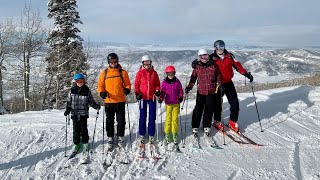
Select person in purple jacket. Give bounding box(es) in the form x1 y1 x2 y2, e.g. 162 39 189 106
159 65 184 146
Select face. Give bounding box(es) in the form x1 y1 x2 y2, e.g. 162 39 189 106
142 60 152 70
166 72 175 79
215 45 225 55
75 79 85 87
108 58 118 68
199 54 209 63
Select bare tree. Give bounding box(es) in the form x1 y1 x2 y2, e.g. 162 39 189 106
0 19 15 106
9 4 46 111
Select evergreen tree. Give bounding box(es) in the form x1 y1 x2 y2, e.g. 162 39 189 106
46 0 88 108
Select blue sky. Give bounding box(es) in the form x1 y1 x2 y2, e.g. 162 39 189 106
1 0 320 47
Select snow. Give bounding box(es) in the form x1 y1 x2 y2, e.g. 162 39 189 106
1 85 320 179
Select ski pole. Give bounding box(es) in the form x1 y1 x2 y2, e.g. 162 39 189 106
178 105 184 147
160 100 163 144
183 93 189 147
64 115 68 157
250 82 264 132
90 110 99 153
102 105 105 154
126 100 132 150
220 87 226 145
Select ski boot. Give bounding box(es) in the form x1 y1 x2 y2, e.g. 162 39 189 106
81 143 90 164
204 127 211 137
118 136 124 148
229 119 239 132
214 121 224 131
106 137 113 152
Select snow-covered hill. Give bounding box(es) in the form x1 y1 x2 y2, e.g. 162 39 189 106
1 85 320 179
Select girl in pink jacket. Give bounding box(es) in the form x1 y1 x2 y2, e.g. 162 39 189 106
159 65 184 146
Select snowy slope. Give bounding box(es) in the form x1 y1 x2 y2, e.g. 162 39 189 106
1 85 320 179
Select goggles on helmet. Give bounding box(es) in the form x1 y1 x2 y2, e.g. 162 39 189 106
215 45 225 50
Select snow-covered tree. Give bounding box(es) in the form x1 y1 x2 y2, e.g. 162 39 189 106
46 0 88 108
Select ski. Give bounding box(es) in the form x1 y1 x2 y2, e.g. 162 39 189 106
80 152 90 164
191 136 201 149
149 143 160 160
224 124 264 146
213 124 248 145
102 148 113 168
117 147 130 164
137 143 146 158
204 136 223 149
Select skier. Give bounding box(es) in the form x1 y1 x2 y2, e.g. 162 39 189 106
211 40 253 132
185 49 222 142
97 53 131 151
134 55 161 146
64 73 101 161
158 65 184 149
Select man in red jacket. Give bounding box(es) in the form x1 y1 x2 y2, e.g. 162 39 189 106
212 40 253 132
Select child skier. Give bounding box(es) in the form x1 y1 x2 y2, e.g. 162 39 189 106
159 65 184 150
64 73 100 162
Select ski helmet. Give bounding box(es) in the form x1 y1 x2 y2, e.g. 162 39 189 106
141 55 151 62
73 73 85 80
107 53 119 61
198 49 208 56
214 40 225 50
165 65 175 73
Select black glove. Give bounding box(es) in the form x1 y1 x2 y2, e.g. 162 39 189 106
124 88 130 96
158 98 163 103
136 93 142 100
244 72 253 82
178 97 183 103
185 86 192 94
100 92 108 99
93 104 101 110
154 90 161 97
191 59 198 69
64 110 70 116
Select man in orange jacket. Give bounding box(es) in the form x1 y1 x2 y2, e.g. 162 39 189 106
97 53 131 151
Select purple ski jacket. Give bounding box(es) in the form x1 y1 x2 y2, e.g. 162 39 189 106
160 77 184 105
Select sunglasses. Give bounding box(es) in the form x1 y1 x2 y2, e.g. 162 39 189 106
75 79 85 83
215 45 225 50
109 60 118 64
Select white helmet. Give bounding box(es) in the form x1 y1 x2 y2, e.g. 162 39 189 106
141 55 151 62
198 49 208 56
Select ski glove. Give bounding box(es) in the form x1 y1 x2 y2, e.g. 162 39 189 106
64 110 70 116
136 93 142 101
191 59 198 69
178 97 183 103
244 72 254 82
100 92 108 99
185 86 192 94
154 90 161 97
124 88 130 96
158 98 163 103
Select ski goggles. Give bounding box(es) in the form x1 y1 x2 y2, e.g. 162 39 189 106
75 79 85 83
108 59 118 64
215 45 225 50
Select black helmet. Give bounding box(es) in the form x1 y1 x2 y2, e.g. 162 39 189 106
214 40 225 49
107 53 119 61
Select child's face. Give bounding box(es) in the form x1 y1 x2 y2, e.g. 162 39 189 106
75 79 85 87
167 72 175 79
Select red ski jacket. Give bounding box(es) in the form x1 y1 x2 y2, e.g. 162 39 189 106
212 51 247 83
134 66 160 100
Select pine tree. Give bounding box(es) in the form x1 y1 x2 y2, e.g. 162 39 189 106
46 0 88 108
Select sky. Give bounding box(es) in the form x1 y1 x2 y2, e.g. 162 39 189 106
1 85 320 179
0 0 320 47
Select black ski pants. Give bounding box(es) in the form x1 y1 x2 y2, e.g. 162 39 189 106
72 116 89 145
214 81 239 122
105 102 126 137
192 93 216 129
